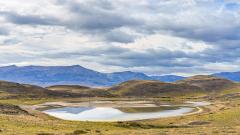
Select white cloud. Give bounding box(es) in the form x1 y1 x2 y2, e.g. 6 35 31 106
122 34 212 53
0 0 239 75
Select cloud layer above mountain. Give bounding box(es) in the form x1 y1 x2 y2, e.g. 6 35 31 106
0 0 240 76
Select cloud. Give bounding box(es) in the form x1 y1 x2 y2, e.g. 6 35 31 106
0 11 61 26
103 29 136 43
0 0 240 76
0 27 9 35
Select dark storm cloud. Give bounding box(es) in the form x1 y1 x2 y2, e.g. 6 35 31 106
99 50 204 68
201 46 240 62
41 46 129 59
41 45 201 68
0 11 61 26
57 0 142 42
40 42 240 71
1 0 142 43
57 0 240 45
168 25 240 43
2 0 240 44
103 30 135 43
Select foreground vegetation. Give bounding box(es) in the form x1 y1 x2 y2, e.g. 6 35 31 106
0 76 240 134
0 92 240 135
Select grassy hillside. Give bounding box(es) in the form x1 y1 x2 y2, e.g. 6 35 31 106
0 80 61 99
0 92 240 134
0 80 113 99
0 77 239 134
109 80 202 97
176 75 238 91
109 76 238 97
47 85 113 97
1 75 237 99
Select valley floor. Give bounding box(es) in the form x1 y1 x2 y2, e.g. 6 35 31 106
0 93 240 135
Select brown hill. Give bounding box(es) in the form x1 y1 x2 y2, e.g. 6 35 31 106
0 80 58 98
47 85 113 97
176 75 237 91
0 75 237 98
109 80 202 97
109 76 238 97
0 81 113 98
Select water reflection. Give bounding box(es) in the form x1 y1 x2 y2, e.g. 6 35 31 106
44 106 194 121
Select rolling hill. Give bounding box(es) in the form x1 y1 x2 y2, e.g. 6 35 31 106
47 85 113 97
109 75 238 97
109 80 202 97
0 80 113 99
176 75 237 91
0 75 238 98
0 80 57 98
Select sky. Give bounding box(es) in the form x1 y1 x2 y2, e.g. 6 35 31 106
0 0 240 76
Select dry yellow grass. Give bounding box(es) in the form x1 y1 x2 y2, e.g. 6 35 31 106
0 96 239 135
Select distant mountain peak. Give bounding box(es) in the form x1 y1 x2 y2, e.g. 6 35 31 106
213 71 240 82
7 65 240 87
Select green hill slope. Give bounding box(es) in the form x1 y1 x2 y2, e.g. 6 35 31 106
0 75 237 98
176 75 237 91
109 76 238 97
109 80 202 97
0 80 58 98
47 85 113 97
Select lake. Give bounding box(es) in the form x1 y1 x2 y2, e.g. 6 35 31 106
43 105 195 122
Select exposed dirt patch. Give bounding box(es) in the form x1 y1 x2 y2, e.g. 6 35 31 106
0 103 29 115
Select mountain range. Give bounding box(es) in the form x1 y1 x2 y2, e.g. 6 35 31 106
213 72 240 82
0 65 238 86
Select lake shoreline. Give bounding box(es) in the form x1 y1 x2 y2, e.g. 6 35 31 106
22 100 209 122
